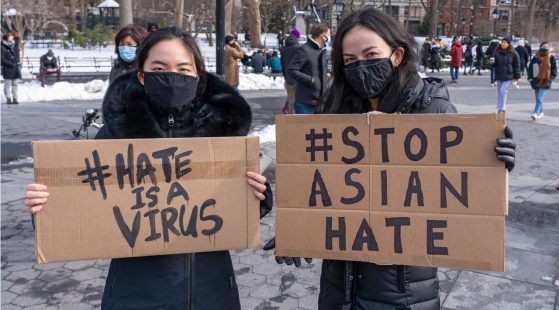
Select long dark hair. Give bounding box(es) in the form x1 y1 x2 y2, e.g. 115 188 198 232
322 7 418 114
136 27 207 96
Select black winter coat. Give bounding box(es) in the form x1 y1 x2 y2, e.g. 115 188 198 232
98 71 272 309
476 44 484 60
40 54 59 70
288 38 328 105
108 58 135 84
280 34 300 85
319 74 456 310
515 45 529 68
493 49 521 81
527 54 557 89
1 41 19 80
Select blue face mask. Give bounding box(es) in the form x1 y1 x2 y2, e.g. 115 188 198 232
118 45 137 63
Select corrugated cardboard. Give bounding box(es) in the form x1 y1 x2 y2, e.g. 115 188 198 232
275 113 507 272
32 137 261 263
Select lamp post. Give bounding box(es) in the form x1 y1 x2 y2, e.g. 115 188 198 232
492 8 499 37
460 17 465 36
332 0 345 35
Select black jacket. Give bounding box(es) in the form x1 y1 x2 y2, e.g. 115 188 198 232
319 74 456 310
486 42 498 58
476 44 484 60
528 54 557 89
515 45 529 67
493 49 521 81
280 34 300 85
429 45 441 62
288 38 328 105
40 54 59 71
1 41 19 80
109 58 135 83
98 71 272 309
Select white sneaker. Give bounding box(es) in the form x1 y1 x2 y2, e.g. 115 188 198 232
537 113 544 119
531 114 538 120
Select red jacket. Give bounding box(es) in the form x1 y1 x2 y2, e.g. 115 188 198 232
449 41 463 67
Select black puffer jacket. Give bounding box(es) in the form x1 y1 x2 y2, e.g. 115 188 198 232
319 74 456 310
280 34 300 85
98 71 272 309
493 49 521 81
108 58 135 84
287 38 328 105
1 41 19 80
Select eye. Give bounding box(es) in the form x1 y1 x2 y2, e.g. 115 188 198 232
344 57 356 64
366 52 376 58
152 67 164 71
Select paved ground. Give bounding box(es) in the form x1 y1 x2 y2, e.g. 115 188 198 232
2 73 559 309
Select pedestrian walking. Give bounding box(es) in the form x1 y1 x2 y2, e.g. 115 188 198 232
527 41 557 120
287 23 330 114
475 40 484 75
265 8 516 310
251 50 266 74
280 28 301 114
24 27 272 310
449 36 463 82
1 33 20 104
487 38 500 86
12 31 22 79
277 31 284 48
224 34 246 89
515 39 529 76
430 41 441 72
493 37 521 112
525 40 532 58
420 38 431 73
463 41 474 75
109 24 148 83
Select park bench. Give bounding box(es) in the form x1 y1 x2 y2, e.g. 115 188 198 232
29 40 65 49
22 56 113 74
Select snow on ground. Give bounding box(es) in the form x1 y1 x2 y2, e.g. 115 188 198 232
250 124 276 144
0 80 109 103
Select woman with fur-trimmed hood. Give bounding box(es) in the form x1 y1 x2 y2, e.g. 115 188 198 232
528 41 557 121
24 28 272 310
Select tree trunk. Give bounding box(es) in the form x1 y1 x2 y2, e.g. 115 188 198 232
248 0 262 48
120 0 133 27
176 0 184 30
79 0 87 32
525 0 537 42
69 0 77 31
224 0 233 35
470 0 477 36
456 0 462 36
429 0 439 38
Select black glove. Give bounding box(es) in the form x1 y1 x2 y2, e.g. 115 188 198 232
495 126 516 172
263 237 312 268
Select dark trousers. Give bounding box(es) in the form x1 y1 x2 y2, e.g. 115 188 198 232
40 69 62 87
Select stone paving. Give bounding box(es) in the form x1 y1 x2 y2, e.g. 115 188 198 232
2 74 559 309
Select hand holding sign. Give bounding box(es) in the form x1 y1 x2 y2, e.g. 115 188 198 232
25 183 49 214
263 237 313 268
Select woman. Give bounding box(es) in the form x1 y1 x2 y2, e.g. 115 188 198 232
108 24 148 83
1 33 20 104
493 37 521 112
268 8 516 309
449 36 463 83
268 50 282 74
224 34 245 89
463 41 474 75
527 41 557 120
25 28 272 309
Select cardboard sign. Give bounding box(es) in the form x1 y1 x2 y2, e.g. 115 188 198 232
32 137 261 263
275 113 507 272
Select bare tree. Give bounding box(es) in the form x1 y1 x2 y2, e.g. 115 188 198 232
120 0 134 26
526 0 537 41
248 0 262 48
225 0 234 34
79 0 87 32
69 0 77 31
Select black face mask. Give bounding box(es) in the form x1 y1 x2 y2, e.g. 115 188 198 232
142 72 199 114
343 55 395 99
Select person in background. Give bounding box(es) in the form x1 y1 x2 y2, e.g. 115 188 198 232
268 50 282 79
527 41 556 120
420 38 431 73
463 41 474 75
277 31 284 48
280 28 301 114
244 31 251 45
287 23 330 114
224 34 246 89
109 24 148 83
493 37 521 112
475 40 484 75
266 7 516 309
250 50 266 74
1 33 20 104
12 31 22 79
430 39 441 73
24 27 272 310
449 36 463 83
487 38 500 86
525 40 532 58
515 39 529 76
39 49 62 87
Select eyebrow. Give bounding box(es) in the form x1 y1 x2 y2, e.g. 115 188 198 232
150 60 193 66
343 46 378 57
